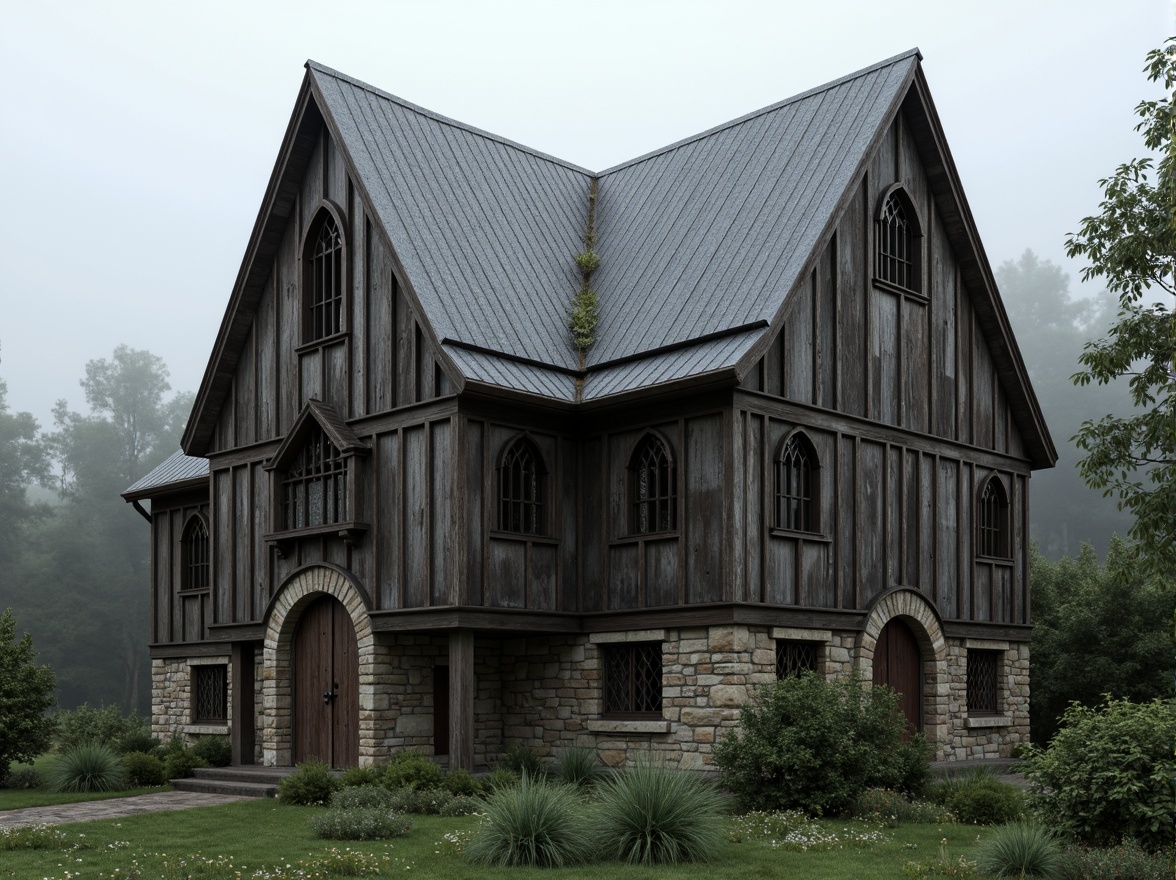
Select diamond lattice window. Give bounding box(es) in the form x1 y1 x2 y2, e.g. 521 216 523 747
966 650 999 715
776 640 819 679
193 665 227 723
603 643 662 718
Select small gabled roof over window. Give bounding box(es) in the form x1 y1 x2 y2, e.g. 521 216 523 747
264 399 368 471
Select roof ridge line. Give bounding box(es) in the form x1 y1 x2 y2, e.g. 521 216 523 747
597 48 922 177
305 60 597 177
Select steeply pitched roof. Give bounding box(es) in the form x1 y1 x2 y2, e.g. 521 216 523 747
182 50 1055 469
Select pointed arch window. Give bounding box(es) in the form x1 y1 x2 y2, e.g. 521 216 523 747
498 436 547 536
876 186 921 294
977 476 1011 559
181 515 210 591
282 424 348 530
630 434 676 535
774 433 819 533
305 212 344 341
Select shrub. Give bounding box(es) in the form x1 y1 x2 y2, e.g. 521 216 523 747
116 730 160 757
499 742 545 778
0 824 71 851
54 704 147 753
330 784 398 810
442 768 483 796
3 767 42 790
47 743 125 793
123 751 166 787
593 760 726 865
310 807 413 840
0 609 56 780
381 751 444 791
278 760 339 806
439 794 481 816
466 775 594 868
339 766 381 788
159 739 207 780
976 823 1063 878
851 788 947 826
555 747 600 788
943 783 1024 826
192 735 232 767
484 767 519 791
379 785 459 815
1055 842 1173 880
714 672 932 814
1021 697 1175 851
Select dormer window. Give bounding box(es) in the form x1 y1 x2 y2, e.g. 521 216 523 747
263 400 369 549
629 433 676 535
977 475 1011 559
875 186 922 295
498 436 547 536
304 210 344 342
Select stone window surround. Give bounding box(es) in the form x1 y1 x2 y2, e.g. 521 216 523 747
963 637 1012 728
587 630 671 733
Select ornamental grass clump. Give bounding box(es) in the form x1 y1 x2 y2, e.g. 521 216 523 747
976 823 1063 878
47 742 125 793
555 746 600 788
466 774 594 868
593 760 726 865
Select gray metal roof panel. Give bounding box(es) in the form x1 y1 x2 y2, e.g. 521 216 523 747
582 330 761 400
122 450 209 498
443 346 578 402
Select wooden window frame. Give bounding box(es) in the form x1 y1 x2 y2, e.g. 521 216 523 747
281 423 349 531
302 206 347 344
628 433 677 536
874 185 923 297
192 664 228 724
602 642 663 720
773 432 820 534
497 435 548 536
775 639 819 679
180 514 210 592
977 475 1011 560
966 649 1000 716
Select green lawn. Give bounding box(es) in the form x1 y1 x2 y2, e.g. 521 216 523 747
0 755 172 811
0 798 996 879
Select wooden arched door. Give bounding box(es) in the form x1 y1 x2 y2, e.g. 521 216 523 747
293 595 359 767
872 618 923 733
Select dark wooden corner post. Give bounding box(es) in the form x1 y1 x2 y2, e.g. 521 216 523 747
231 642 256 765
448 629 475 772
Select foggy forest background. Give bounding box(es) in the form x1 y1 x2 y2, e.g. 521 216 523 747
0 250 1148 714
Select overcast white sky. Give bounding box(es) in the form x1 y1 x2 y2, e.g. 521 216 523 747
0 0 1169 429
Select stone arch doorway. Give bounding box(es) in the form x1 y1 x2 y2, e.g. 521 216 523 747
873 617 923 733
293 594 358 767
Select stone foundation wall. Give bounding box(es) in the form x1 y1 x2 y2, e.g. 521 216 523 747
150 656 232 744
942 639 1031 760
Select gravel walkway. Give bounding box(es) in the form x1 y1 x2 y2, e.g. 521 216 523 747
0 791 246 829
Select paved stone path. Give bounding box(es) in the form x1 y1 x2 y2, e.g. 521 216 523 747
0 791 247 829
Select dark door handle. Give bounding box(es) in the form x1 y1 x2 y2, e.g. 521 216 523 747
323 682 339 704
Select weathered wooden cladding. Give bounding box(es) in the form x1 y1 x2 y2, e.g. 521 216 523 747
147 497 212 646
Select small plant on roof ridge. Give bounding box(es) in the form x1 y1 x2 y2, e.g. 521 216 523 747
568 179 600 355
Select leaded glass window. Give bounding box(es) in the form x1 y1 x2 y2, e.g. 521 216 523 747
603 642 662 718
282 425 348 530
978 477 1010 558
193 665 227 723
181 516 210 591
498 437 546 535
630 435 675 534
307 215 343 340
966 650 999 715
774 434 818 532
877 190 919 292
776 640 819 678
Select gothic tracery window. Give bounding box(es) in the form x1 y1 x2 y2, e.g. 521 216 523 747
876 188 920 293
306 213 344 341
774 433 819 533
630 434 676 534
498 436 547 535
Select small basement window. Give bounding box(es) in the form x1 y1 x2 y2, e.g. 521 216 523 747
602 642 662 719
776 639 819 679
192 665 228 723
966 650 999 715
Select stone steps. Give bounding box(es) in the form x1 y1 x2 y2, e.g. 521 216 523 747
171 765 298 798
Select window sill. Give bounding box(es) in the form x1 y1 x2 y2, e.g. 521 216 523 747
610 531 679 546
964 715 1011 729
183 723 229 735
488 530 559 546
975 555 1015 567
294 332 349 354
769 528 831 543
178 587 211 595
264 521 369 556
872 278 927 301
587 719 671 735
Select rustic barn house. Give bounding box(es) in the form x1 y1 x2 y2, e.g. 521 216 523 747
124 49 1055 773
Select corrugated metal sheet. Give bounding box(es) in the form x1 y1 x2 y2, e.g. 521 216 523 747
588 52 915 366
312 64 589 372
123 450 209 497
309 53 915 396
